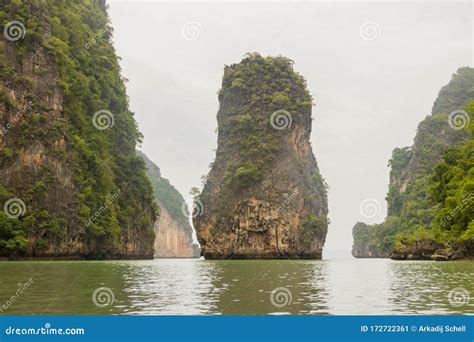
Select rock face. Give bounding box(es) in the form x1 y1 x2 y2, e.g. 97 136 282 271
0 1 156 259
194 53 328 259
153 206 199 258
139 152 199 258
388 68 474 215
351 222 390 258
351 67 474 260
390 238 446 261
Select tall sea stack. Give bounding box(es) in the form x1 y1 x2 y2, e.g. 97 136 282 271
194 53 328 259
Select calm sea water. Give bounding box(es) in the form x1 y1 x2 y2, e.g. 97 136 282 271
0 258 472 315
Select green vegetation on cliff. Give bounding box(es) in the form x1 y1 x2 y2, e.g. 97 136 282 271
195 53 328 259
138 151 194 235
430 107 474 242
0 0 156 257
353 67 474 259
432 67 474 115
386 147 412 216
219 53 313 189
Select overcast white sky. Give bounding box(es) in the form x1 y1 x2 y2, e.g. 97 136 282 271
107 0 472 258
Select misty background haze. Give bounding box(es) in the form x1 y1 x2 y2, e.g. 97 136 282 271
107 0 472 258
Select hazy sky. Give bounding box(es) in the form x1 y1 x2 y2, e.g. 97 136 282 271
107 0 472 258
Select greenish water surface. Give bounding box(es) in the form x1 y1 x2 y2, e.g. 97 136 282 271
0 258 472 315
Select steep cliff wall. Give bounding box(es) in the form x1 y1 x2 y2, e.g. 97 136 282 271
194 53 328 259
387 68 474 216
352 67 474 260
139 152 199 258
0 0 156 259
352 222 391 258
154 206 199 258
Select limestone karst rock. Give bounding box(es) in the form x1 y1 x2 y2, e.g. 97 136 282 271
194 53 328 259
351 67 474 260
139 152 199 258
0 0 156 258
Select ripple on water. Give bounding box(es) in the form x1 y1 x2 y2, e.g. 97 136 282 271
0 258 472 315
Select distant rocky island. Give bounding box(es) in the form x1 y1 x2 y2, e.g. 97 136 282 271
139 152 199 258
194 53 328 259
352 67 474 261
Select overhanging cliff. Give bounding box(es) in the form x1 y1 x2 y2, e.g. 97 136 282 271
194 53 328 259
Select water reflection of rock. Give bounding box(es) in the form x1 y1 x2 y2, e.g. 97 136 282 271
324 259 392 315
0 261 134 315
207 260 330 315
2 259 473 315
387 261 474 315
121 259 220 315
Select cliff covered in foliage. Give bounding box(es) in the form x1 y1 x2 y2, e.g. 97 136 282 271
352 67 474 260
139 152 199 258
194 53 328 259
0 0 157 258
